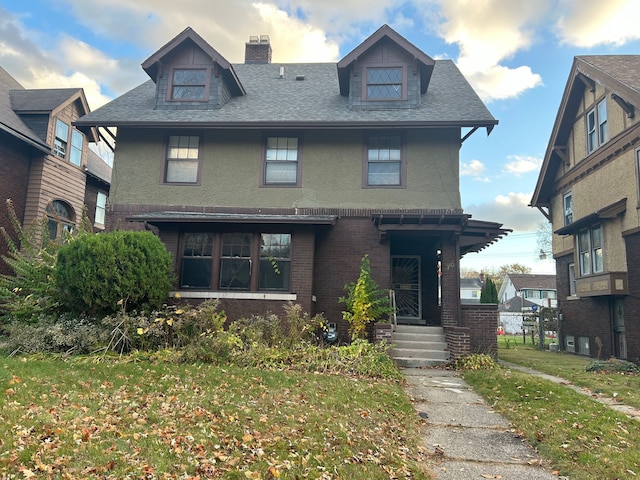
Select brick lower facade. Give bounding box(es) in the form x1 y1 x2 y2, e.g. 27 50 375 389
0 133 32 275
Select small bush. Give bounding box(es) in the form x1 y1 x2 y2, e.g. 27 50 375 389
55 230 174 314
586 357 640 374
453 353 499 371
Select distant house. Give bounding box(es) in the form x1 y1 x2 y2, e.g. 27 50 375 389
74 25 509 354
0 66 110 274
460 277 483 304
498 273 557 308
531 55 640 360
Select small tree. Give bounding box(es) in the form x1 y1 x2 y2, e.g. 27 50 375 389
0 199 91 321
339 255 392 340
480 277 499 303
55 230 174 314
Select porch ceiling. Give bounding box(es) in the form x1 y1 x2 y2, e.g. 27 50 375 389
371 212 510 254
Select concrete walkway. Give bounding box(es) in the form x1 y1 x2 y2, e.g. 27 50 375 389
402 368 562 479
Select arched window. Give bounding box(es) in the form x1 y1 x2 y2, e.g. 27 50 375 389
46 200 74 241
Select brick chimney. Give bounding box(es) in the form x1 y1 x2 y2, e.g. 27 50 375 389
245 35 272 64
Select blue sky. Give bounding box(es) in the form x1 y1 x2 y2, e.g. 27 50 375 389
2 0 640 274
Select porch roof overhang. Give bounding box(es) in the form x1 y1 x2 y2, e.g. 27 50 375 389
371 212 510 253
126 211 337 227
554 198 626 235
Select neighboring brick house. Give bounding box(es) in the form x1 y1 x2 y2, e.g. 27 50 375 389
0 66 111 275
75 25 508 345
531 56 640 361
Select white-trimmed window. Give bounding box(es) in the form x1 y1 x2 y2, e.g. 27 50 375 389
587 99 608 153
563 192 573 225
264 136 299 185
54 119 69 158
578 224 603 275
95 191 107 226
69 130 83 166
164 135 200 184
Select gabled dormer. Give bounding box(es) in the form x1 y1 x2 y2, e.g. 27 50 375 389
141 27 245 110
337 24 435 110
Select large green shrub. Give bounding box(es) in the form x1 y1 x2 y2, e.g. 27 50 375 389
55 230 174 314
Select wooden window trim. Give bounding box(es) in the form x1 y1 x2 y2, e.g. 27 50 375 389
361 65 408 102
167 66 211 102
161 134 202 185
260 133 302 187
362 133 406 188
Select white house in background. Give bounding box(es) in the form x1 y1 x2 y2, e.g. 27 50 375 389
461 277 483 304
498 273 557 308
498 274 557 334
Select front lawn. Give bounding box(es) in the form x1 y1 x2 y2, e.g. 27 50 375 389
0 355 431 479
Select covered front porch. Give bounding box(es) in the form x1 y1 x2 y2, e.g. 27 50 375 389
372 212 510 363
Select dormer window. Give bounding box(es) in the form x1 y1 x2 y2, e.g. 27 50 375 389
366 67 404 100
170 68 209 101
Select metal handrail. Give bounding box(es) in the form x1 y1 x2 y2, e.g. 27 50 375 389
389 289 397 331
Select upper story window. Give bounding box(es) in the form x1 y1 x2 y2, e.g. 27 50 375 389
587 99 608 153
69 130 83 166
563 192 573 225
170 68 208 101
264 136 300 186
365 135 404 187
164 135 200 184
366 67 404 100
578 224 603 275
54 119 69 158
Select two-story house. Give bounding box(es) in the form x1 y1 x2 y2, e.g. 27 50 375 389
0 66 110 275
497 273 557 334
531 56 640 360
75 25 508 350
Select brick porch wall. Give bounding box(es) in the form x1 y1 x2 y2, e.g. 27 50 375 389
461 303 498 356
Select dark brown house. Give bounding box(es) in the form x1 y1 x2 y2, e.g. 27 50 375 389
76 25 508 359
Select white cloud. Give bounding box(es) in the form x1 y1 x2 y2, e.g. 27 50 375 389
555 0 640 48
427 0 550 102
460 159 486 176
466 192 544 231
504 155 543 176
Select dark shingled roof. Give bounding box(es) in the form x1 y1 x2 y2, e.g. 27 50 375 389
11 88 83 112
0 66 49 152
506 273 557 291
76 61 496 129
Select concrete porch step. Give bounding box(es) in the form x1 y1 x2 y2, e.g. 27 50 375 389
390 325 450 367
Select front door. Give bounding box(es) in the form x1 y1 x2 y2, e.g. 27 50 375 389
613 298 627 359
391 256 422 321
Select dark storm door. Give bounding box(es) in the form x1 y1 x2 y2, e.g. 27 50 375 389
391 256 421 320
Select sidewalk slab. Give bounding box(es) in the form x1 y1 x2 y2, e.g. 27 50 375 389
401 367 563 480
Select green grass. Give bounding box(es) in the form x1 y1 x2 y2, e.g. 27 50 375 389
458 339 640 478
0 355 431 479
498 341 640 410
